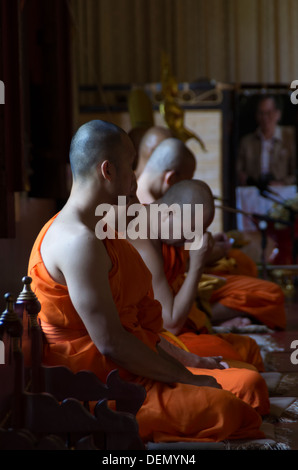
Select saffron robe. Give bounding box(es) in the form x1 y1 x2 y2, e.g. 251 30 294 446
28 215 266 443
206 249 259 278
204 249 286 330
162 244 265 372
209 274 286 330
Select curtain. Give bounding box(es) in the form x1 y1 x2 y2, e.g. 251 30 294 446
0 0 24 237
70 0 298 88
0 0 74 237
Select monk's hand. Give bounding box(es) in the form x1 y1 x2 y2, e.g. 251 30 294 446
195 356 227 370
188 232 214 270
191 375 222 389
182 351 226 370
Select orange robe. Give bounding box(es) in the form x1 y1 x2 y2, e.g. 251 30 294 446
210 274 286 330
28 215 266 443
206 249 259 278
162 244 265 371
226 249 259 277
204 248 286 330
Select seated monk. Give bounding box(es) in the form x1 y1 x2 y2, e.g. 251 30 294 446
125 179 267 372
28 120 268 444
136 141 286 330
123 181 270 414
136 130 261 280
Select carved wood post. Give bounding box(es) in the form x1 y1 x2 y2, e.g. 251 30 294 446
15 277 42 393
0 293 24 428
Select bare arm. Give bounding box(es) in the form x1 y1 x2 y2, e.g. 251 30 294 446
59 232 220 388
132 233 214 336
158 336 226 369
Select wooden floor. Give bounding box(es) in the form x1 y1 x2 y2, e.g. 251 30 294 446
266 286 298 450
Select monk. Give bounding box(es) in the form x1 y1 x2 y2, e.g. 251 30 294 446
136 141 286 330
136 127 261 279
125 179 266 372
123 180 270 415
28 120 266 444
136 133 257 276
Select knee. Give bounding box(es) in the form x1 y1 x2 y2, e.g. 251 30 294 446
243 370 269 394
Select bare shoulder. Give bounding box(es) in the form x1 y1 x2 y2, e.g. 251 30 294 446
41 214 112 285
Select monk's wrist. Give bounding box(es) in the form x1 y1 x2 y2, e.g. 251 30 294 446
188 260 204 277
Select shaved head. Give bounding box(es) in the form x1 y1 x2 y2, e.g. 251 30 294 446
136 137 196 203
69 120 128 180
145 137 196 176
139 125 175 159
160 179 215 229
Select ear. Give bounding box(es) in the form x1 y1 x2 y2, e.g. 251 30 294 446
164 170 177 187
99 160 114 181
